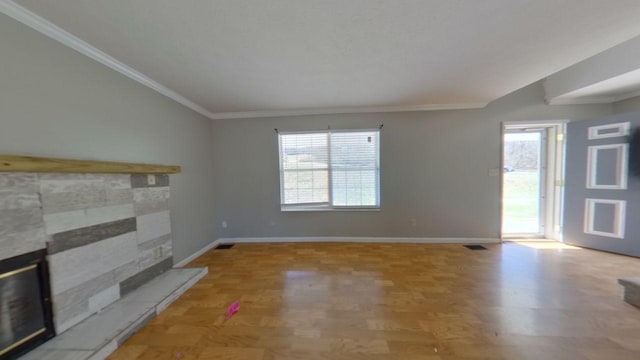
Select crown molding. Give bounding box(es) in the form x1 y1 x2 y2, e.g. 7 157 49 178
0 0 217 120
208 102 488 120
546 96 618 105
1 0 488 120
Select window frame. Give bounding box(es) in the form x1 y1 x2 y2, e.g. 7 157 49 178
278 128 381 212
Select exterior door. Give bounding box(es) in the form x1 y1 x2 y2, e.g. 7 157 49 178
564 113 640 257
502 129 546 237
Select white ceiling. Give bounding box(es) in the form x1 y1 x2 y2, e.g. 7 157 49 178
8 0 640 119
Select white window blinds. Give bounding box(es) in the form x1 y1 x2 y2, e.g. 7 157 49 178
280 132 329 205
330 131 379 207
279 130 380 210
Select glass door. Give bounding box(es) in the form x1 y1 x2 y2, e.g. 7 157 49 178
502 129 546 236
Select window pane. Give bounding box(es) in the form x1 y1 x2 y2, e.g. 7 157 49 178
282 170 328 204
332 169 377 206
280 133 328 170
331 131 378 171
330 131 379 207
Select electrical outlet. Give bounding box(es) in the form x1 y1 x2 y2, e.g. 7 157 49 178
222 221 227 228
147 174 156 185
153 247 163 259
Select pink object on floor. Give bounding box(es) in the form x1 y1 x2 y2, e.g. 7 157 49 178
225 300 240 319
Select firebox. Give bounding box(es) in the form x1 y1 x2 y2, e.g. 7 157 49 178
0 250 55 359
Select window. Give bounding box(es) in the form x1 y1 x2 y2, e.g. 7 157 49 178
278 129 380 210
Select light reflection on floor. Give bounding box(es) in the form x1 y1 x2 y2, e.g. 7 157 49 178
512 241 581 250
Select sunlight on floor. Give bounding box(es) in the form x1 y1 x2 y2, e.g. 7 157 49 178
515 241 581 250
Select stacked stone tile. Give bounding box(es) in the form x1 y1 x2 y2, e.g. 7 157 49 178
619 278 640 308
0 173 46 260
0 172 174 334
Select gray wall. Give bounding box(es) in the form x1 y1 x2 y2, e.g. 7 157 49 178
212 82 612 239
613 96 640 113
0 14 216 263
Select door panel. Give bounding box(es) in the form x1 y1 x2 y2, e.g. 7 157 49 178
564 113 640 257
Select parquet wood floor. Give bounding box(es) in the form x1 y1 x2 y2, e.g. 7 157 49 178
108 242 640 359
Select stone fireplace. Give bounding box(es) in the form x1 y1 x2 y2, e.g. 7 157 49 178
1 168 176 358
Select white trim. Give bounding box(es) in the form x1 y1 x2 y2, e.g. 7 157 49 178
502 120 570 128
588 122 631 140
281 206 380 212
278 128 381 135
586 143 628 190
0 0 488 120
208 103 488 120
278 134 285 206
218 237 500 244
173 239 221 268
174 237 500 266
583 199 626 239
0 0 217 120
327 128 334 207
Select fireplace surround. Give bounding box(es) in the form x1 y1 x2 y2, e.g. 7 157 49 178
0 250 54 359
0 155 182 359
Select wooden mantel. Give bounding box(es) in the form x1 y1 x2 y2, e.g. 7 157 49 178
0 155 181 174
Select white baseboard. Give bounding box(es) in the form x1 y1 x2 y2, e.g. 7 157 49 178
173 239 221 268
219 237 500 244
176 237 500 266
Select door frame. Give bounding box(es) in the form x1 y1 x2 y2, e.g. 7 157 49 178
501 120 568 240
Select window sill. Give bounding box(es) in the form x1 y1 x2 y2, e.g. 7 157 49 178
281 206 380 212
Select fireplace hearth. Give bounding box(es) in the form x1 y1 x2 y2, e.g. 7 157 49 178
0 250 54 360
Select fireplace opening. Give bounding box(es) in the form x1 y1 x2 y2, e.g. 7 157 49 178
0 250 55 360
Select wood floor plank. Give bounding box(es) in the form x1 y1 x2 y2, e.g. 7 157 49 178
108 242 640 360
